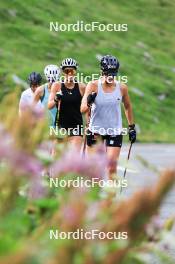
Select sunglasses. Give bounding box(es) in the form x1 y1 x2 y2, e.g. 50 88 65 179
63 68 76 75
103 70 117 77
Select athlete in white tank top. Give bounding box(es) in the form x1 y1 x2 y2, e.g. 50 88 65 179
81 55 136 182
89 79 122 136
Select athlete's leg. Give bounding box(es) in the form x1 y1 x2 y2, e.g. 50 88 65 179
68 136 83 150
105 135 123 179
106 147 121 179
51 139 57 157
102 142 121 204
86 130 100 154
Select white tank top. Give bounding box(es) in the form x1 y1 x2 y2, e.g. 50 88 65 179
89 79 123 136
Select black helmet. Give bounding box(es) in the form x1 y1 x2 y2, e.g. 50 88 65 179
100 55 120 75
28 72 42 86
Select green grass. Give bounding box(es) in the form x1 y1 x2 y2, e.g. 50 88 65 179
0 0 175 142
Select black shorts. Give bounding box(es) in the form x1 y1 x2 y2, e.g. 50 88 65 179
86 130 123 147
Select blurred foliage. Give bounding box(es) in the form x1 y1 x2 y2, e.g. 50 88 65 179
0 92 175 264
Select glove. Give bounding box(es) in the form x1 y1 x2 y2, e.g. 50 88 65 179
128 124 136 143
54 91 63 103
87 92 97 107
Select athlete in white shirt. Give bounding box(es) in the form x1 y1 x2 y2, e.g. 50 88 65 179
81 55 136 179
19 72 43 116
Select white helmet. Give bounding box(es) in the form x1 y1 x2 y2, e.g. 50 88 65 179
44 64 60 83
60 58 78 70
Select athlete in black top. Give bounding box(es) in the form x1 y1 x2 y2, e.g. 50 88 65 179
59 81 83 133
48 58 86 149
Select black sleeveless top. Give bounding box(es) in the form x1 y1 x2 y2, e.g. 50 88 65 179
58 82 83 129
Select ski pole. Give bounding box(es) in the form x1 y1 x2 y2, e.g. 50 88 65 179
120 142 133 194
82 106 91 157
82 132 87 157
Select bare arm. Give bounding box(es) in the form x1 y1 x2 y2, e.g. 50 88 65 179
80 81 97 113
121 83 134 125
48 82 60 109
33 86 44 105
79 82 86 97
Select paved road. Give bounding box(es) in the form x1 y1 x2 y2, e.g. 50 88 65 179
118 144 175 262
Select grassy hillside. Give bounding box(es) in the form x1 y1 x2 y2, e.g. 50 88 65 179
0 0 175 142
